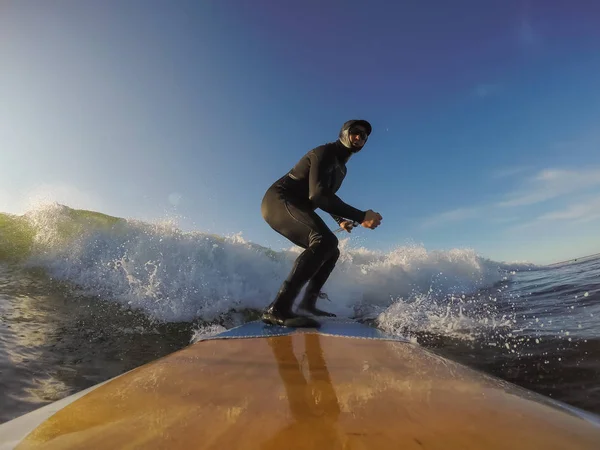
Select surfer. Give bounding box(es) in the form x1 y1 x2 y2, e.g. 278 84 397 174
260 120 382 327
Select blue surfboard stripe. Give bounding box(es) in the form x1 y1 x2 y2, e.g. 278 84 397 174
203 320 409 342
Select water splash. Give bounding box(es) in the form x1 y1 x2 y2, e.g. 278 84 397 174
6 204 517 332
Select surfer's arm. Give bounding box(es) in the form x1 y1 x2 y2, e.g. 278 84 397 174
308 150 366 224
330 214 345 225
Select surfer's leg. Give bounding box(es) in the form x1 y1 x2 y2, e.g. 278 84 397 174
298 248 340 317
261 190 338 326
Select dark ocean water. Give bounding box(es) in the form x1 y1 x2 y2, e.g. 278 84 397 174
406 256 600 413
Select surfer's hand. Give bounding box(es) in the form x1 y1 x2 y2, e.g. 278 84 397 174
340 220 356 233
361 210 382 229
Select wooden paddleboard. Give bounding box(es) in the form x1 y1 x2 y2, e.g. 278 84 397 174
2 320 600 449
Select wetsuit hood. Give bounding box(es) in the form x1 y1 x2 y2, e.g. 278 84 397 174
338 119 372 152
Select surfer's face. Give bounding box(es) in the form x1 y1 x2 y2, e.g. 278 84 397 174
348 127 368 148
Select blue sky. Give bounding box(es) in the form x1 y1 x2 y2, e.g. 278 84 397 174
1 0 600 264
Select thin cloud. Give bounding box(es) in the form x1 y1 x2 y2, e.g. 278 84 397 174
473 83 500 99
490 166 531 179
497 168 600 207
518 16 542 49
538 196 600 223
421 206 481 229
489 216 521 224
509 196 600 231
552 131 600 152
519 19 536 46
421 167 600 229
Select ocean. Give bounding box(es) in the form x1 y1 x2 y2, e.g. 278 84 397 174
1 204 598 424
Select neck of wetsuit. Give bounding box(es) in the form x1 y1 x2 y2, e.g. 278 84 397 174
335 140 353 162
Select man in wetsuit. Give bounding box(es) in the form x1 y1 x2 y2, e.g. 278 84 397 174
260 119 383 327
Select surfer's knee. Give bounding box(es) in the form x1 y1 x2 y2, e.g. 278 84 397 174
309 233 338 259
329 247 341 263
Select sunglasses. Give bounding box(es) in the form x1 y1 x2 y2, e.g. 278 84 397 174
349 128 368 140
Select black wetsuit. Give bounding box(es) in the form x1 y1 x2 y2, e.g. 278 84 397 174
261 132 367 326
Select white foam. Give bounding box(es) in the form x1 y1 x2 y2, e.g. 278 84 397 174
376 291 514 342
191 324 227 343
23 205 516 335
